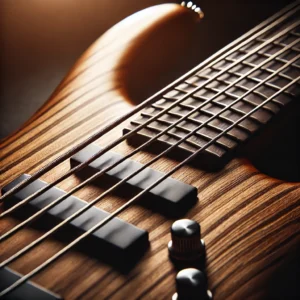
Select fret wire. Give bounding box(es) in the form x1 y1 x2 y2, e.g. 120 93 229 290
178 102 222 114
257 29 300 42
148 107 257 135
236 47 300 68
176 83 275 119
149 105 233 126
129 123 207 152
215 75 276 96
175 86 197 93
233 57 300 74
194 78 294 121
242 75 297 97
256 37 297 48
211 60 299 82
8 42 298 220
1 20 297 225
223 66 297 86
197 93 270 118
134 122 230 151
149 108 255 134
152 99 281 135
0 51 298 282
214 68 297 100
225 54 299 68
133 118 194 137
210 63 297 83
190 93 211 102
239 43 300 54
243 27 300 47
206 85 270 105
201 85 267 105
1 71 298 298
232 86 280 114
134 116 239 143
163 95 182 100
136 114 231 150
1 39 298 248
211 78 279 112
166 99 263 126
1 44 298 293
152 27 300 143
142 119 227 148
1 7 298 206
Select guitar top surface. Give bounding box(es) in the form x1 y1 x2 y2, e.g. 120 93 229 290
0 2 299 299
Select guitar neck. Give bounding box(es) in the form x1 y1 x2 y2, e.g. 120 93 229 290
124 6 300 170
1 2 300 299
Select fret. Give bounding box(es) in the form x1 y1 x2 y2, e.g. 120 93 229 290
211 77 282 113
130 118 230 158
235 46 300 63
190 79 275 125
132 119 233 154
141 105 251 140
216 50 300 97
131 103 252 146
230 55 300 76
124 11 300 169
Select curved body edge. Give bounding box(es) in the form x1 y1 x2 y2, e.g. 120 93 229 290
0 4 299 300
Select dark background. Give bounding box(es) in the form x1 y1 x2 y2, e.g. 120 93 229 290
0 0 293 138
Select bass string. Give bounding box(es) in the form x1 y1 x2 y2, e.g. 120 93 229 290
1 20 298 300
0 9 299 257
0 31 299 243
1 71 299 297
0 24 299 241
1 3 298 204
0 49 299 270
1 14 299 223
0 32 298 251
0 5 300 294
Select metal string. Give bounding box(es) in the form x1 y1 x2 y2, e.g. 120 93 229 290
0 29 298 242
1 73 298 297
0 4 299 295
0 19 298 229
0 50 298 270
0 45 298 258
1 4 298 205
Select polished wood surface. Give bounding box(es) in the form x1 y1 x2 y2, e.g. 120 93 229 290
0 0 293 138
0 4 299 299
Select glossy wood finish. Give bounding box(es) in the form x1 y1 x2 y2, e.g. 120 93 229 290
0 4 299 299
1 0 292 138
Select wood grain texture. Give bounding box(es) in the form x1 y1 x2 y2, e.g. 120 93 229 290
0 4 299 300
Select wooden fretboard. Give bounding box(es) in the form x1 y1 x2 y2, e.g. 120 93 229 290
124 7 300 169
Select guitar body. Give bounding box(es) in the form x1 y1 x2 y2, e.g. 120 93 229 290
0 4 299 299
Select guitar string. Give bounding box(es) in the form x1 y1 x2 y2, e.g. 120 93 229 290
1 5 298 296
0 17 298 252
0 1 296 165
1 3 298 204
0 29 298 242
0 47 298 270
0 18 298 227
1 73 298 297
0 33 300 255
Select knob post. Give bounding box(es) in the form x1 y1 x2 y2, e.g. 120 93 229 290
168 219 205 262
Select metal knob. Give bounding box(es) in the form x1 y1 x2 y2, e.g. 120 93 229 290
168 219 205 261
172 268 212 300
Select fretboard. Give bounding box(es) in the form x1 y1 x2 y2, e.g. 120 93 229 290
124 5 300 170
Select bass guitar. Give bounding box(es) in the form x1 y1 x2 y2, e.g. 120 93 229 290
0 1 299 299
